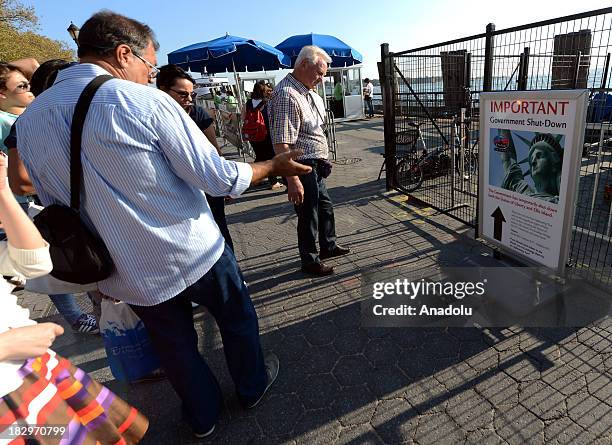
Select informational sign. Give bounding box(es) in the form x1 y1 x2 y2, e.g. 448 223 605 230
478 90 589 273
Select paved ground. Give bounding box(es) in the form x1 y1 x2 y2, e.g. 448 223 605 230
17 117 612 444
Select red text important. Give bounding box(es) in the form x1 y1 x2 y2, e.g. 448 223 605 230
490 100 569 115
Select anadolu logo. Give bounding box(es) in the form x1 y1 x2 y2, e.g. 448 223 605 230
493 134 510 152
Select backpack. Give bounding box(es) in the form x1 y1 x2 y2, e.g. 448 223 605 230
242 100 267 142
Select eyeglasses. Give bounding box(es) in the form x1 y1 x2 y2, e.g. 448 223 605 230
169 89 197 100
133 52 159 79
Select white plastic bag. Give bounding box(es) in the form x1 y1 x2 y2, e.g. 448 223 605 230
100 299 160 383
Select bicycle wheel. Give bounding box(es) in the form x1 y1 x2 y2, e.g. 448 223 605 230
397 159 423 192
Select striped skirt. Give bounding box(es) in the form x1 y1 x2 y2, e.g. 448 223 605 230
0 350 148 444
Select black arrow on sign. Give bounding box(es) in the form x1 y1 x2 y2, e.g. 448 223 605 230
490 207 506 241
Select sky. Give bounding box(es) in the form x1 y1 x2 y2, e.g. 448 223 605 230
22 0 611 80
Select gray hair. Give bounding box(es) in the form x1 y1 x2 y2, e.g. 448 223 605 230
295 45 331 67
77 10 159 58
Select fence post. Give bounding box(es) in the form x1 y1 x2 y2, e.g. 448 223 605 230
381 43 396 191
464 52 472 113
483 23 495 92
478 23 496 239
518 46 530 90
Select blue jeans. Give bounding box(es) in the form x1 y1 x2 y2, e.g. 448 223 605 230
130 245 266 432
48 293 85 325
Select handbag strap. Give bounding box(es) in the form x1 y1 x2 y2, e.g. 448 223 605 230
70 75 114 211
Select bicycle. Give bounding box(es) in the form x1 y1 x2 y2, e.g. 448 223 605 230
396 145 451 192
386 115 478 192
393 115 479 192
388 120 452 192
378 120 425 180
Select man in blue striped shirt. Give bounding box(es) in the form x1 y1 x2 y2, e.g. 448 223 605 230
16 11 311 439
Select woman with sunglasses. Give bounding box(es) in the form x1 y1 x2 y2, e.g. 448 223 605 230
0 63 33 157
0 62 39 224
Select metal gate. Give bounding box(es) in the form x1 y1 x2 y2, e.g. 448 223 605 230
380 51 479 226
380 7 612 289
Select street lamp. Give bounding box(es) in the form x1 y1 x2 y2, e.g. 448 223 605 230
67 22 80 46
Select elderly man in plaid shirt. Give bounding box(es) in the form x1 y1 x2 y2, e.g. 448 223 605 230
268 45 350 276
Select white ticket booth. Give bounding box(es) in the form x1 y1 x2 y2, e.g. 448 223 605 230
316 65 364 121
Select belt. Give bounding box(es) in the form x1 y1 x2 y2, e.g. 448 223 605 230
299 158 326 165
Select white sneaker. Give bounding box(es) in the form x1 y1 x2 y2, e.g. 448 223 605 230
72 314 100 335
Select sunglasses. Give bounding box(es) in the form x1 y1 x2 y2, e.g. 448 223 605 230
170 89 197 99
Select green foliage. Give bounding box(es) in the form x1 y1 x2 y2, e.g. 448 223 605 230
0 0 75 62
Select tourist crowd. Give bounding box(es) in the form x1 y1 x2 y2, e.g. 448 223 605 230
0 9 350 443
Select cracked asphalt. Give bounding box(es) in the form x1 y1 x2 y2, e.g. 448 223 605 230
17 117 612 444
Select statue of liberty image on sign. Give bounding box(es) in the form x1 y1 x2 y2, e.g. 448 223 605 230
489 129 565 204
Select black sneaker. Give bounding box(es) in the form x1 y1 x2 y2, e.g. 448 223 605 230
72 314 100 335
247 352 279 409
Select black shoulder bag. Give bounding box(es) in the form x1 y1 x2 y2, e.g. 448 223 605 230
33 75 115 284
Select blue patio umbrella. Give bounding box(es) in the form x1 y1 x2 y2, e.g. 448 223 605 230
167 34 291 74
275 33 363 68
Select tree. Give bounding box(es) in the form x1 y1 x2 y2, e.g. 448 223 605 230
0 0 37 30
0 0 74 62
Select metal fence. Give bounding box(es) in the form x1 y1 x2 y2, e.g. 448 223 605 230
325 109 338 160
380 7 612 288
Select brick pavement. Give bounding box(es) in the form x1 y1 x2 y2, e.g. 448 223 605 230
16 117 612 444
